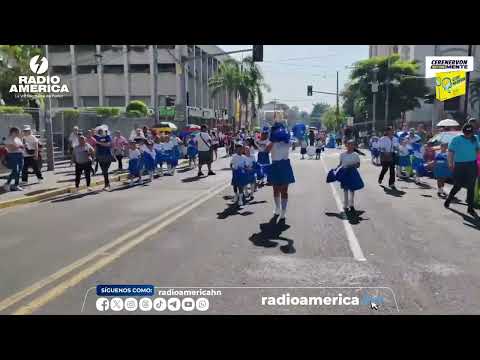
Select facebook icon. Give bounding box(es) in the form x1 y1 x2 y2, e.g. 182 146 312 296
96 297 110 312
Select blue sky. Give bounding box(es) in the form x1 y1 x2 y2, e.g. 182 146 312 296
219 45 369 113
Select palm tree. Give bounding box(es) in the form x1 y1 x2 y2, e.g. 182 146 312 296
208 59 242 132
470 78 480 118
241 56 270 130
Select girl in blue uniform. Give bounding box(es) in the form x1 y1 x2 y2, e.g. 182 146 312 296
433 142 452 197
254 128 271 186
142 140 156 182
244 145 257 199
153 136 165 177
128 141 142 186
411 141 425 184
187 135 198 169
231 143 249 207
397 138 411 178
265 122 295 221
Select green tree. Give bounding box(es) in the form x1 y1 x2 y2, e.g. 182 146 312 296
322 106 346 131
241 56 270 129
470 78 480 118
342 54 430 130
310 102 330 128
126 100 148 116
0 45 43 106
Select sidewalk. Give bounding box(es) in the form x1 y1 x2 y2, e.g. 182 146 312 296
0 158 188 209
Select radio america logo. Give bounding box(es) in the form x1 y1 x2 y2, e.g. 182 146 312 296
9 55 70 96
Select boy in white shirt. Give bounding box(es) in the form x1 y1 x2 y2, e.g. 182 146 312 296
230 144 248 206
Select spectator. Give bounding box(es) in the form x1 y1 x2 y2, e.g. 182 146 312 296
444 123 480 217
195 125 215 177
112 130 128 172
378 126 399 190
94 128 114 191
85 130 97 174
21 125 43 185
3 127 24 192
72 135 95 192
68 126 80 166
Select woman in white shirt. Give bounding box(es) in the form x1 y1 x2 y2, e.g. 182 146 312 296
265 122 296 222
3 127 25 192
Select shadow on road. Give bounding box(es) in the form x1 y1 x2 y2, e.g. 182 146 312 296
325 210 368 225
47 190 101 203
218 167 231 171
380 185 406 197
177 167 194 173
448 208 480 230
249 216 295 254
182 175 204 183
216 203 253 219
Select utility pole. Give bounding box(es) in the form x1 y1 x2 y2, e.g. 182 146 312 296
152 45 159 123
385 58 390 127
464 45 473 118
336 71 339 134
44 45 54 171
372 66 379 134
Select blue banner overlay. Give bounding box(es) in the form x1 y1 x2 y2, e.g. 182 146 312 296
96 285 155 297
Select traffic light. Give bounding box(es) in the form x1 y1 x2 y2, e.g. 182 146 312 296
252 45 263 62
307 85 313 96
424 94 435 104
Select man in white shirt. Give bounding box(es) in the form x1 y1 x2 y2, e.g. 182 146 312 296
195 125 215 177
21 125 43 184
378 126 398 190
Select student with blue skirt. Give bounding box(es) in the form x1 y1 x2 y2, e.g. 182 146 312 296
265 122 295 222
128 141 142 186
142 140 156 182
187 135 198 169
254 128 271 185
231 143 249 207
336 139 364 214
434 142 452 197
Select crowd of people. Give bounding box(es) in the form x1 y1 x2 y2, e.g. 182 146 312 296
368 119 480 217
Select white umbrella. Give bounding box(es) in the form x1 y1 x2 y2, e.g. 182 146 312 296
436 119 459 127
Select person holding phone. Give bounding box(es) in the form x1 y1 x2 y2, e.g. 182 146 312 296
72 135 95 191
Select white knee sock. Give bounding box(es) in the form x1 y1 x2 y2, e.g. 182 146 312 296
274 196 281 215
280 198 288 218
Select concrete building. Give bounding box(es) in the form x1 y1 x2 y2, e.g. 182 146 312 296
45 45 235 125
369 45 480 128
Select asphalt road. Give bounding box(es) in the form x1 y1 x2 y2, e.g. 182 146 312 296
1 147 480 315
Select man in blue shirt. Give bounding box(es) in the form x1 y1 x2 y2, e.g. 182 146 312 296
444 123 480 217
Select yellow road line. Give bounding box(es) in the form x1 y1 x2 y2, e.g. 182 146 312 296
0 180 228 313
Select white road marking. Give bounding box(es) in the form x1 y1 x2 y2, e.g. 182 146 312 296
320 157 367 262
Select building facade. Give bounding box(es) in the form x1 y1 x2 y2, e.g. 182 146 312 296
369 45 480 127
46 45 235 125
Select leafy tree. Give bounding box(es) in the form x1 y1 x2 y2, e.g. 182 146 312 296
342 54 430 130
0 45 43 106
126 100 148 116
310 102 330 128
322 106 346 131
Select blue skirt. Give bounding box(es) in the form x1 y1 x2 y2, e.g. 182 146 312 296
398 155 411 167
336 167 364 191
231 168 249 187
155 150 169 164
187 146 198 158
371 148 380 158
412 157 424 171
128 158 141 177
268 159 295 185
257 151 270 165
143 154 156 172
246 166 257 184
434 162 452 179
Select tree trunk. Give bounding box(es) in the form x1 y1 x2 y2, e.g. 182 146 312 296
244 101 249 132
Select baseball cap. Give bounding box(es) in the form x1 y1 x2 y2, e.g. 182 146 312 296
462 123 474 133
23 125 31 131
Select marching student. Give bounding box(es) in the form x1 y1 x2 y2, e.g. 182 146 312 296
378 126 399 190
187 134 198 169
337 139 364 214
397 138 411 178
168 134 181 176
369 136 380 165
255 127 271 186
128 141 142 186
230 143 248 207
265 122 295 221
153 136 166 177
315 137 324 160
433 142 452 198
142 140 156 182
411 140 425 184
244 145 257 199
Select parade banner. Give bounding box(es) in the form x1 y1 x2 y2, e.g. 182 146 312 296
435 70 466 102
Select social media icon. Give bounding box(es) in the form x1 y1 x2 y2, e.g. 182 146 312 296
182 298 195 312
167 297 181 312
110 297 124 312
96 297 110 312
124 298 138 312
139 298 153 312
153 298 167 311
196 297 209 312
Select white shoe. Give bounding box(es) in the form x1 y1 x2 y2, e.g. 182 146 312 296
103 186 111 191
3 183 10 192
273 208 280 216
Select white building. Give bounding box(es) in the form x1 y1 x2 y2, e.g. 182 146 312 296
46 45 235 124
369 45 480 127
